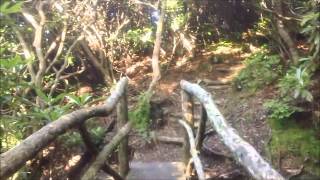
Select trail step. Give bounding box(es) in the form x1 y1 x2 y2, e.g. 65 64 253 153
126 161 186 180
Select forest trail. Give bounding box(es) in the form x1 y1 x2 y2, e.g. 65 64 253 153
126 161 185 180
125 44 268 179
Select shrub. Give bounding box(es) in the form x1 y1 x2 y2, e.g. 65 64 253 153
129 92 152 137
234 48 282 91
264 100 298 129
278 67 313 102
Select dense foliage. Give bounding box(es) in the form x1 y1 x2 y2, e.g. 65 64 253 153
0 0 319 179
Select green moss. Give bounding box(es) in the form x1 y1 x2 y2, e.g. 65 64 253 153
270 126 320 175
129 92 152 137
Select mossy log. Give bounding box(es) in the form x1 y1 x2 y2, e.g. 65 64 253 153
0 78 128 179
180 80 285 180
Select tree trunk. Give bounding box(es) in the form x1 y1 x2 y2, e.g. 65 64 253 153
117 86 129 177
148 1 165 93
273 0 299 65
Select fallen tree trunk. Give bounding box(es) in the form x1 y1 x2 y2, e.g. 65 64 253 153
178 119 205 180
81 121 133 180
0 78 128 179
180 80 285 180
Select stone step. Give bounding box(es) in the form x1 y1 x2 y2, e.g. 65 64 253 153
126 161 186 180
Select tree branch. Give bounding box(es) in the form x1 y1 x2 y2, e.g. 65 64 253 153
0 78 128 179
13 27 36 81
49 35 84 96
180 80 285 180
178 119 205 180
131 0 157 10
45 22 68 73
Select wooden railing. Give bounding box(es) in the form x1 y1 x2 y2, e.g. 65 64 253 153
180 80 285 180
0 77 131 180
1 78 286 180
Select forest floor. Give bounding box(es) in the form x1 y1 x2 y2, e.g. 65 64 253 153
121 43 277 179
36 42 315 179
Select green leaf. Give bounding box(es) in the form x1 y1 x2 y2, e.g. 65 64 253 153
67 56 74 66
0 1 23 15
0 55 23 69
301 26 313 34
66 95 80 105
35 88 50 104
50 92 68 105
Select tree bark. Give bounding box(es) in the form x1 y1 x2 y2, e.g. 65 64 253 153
80 41 112 84
77 125 123 180
117 85 129 177
180 80 285 180
273 0 299 65
81 122 133 180
181 89 194 166
0 78 128 179
196 105 207 150
148 1 165 93
178 120 205 180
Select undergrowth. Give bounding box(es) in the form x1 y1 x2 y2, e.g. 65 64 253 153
234 48 282 91
269 124 320 176
264 100 300 129
129 92 152 138
234 44 319 175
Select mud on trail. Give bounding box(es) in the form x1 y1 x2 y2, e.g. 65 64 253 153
125 44 274 179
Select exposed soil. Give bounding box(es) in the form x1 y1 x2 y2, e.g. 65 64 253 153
124 44 276 179
30 43 315 179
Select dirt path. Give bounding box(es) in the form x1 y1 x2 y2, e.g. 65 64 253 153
127 44 274 179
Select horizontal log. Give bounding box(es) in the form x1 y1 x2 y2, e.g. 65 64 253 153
156 135 184 145
178 119 205 180
0 78 128 179
180 80 284 180
81 121 133 180
201 79 230 85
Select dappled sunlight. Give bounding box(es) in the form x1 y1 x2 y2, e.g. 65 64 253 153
158 82 179 94
217 64 246 83
212 46 242 56
64 154 81 171
1 0 319 179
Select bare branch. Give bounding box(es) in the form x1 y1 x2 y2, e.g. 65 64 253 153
13 27 36 80
23 2 47 87
80 41 110 82
21 10 39 29
259 4 301 21
178 119 205 180
49 35 84 96
46 22 68 73
131 0 157 10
